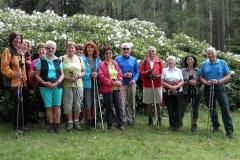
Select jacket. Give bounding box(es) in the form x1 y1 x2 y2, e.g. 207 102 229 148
1 44 27 87
139 57 164 88
98 60 123 93
82 55 101 89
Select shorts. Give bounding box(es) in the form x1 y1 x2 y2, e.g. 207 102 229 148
39 87 63 108
143 87 162 104
62 87 83 114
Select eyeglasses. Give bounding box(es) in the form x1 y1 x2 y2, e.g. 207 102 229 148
76 48 83 50
122 48 130 51
46 46 56 50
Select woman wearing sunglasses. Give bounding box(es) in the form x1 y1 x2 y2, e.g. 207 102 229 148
35 40 64 133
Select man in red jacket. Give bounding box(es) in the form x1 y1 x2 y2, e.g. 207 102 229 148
140 46 164 126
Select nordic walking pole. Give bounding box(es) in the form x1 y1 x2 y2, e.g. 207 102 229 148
206 84 214 138
69 71 89 133
95 79 105 132
190 86 194 131
93 77 97 130
151 79 159 129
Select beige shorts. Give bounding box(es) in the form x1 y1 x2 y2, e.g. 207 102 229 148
63 87 83 114
143 87 162 104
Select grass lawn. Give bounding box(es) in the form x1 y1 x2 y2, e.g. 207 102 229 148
0 108 239 160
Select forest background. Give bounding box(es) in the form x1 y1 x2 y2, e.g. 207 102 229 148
0 0 240 122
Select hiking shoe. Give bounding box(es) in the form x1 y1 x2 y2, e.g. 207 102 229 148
86 120 91 130
175 127 180 132
212 127 220 133
191 123 197 132
148 117 153 126
67 122 73 131
108 126 114 131
226 130 233 138
55 123 61 133
48 123 55 133
157 117 162 126
169 127 174 131
119 125 125 131
74 122 83 131
14 129 24 134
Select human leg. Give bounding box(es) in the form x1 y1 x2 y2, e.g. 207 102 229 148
103 93 114 128
113 90 124 130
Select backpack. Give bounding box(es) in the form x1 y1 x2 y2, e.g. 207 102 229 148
0 52 14 89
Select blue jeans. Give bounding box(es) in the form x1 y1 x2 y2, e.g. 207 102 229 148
204 84 234 132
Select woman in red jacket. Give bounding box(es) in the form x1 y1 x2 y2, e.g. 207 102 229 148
98 46 125 131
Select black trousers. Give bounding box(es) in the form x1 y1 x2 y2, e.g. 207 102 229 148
163 92 183 128
7 87 26 130
35 88 45 113
103 90 124 128
181 93 201 119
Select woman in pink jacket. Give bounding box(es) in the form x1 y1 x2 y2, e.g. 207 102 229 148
98 46 125 131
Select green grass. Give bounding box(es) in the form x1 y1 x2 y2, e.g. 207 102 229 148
0 108 239 160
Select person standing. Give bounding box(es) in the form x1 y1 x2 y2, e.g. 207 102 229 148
59 42 86 131
75 43 84 57
98 46 125 131
115 43 139 126
30 43 46 127
82 42 101 129
199 47 234 138
181 55 201 132
1 31 27 134
35 40 64 133
20 39 33 129
140 46 164 127
161 56 184 131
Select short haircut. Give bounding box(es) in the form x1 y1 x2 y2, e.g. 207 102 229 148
8 31 23 44
103 46 114 55
184 55 197 68
65 41 75 49
166 56 177 63
75 43 83 49
83 42 99 58
45 40 57 48
206 47 217 54
36 43 45 51
121 43 131 49
147 46 156 52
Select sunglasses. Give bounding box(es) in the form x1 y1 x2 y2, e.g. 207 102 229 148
122 48 130 51
46 46 56 50
76 48 83 50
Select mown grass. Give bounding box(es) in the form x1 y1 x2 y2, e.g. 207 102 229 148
0 108 239 160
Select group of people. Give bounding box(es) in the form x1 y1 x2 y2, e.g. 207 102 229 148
0 31 234 138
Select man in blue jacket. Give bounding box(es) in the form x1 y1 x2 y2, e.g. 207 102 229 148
115 43 139 126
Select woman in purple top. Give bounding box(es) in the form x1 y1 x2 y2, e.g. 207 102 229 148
30 43 46 127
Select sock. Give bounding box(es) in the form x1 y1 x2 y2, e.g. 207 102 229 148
68 120 73 123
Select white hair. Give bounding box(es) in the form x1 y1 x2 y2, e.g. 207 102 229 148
121 43 131 49
45 40 57 48
166 55 177 63
147 46 156 52
206 47 216 54
22 39 32 49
